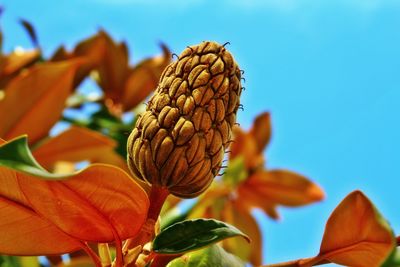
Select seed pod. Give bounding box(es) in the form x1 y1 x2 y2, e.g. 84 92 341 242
127 41 243 198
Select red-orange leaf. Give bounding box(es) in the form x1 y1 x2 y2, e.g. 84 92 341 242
121 43 171 111
243 169 324 207
0 49 41 88
17 164 149 242
71 32 110 88
236 185 280 219
0 49 40 76
230 128 263 170
317 190 395 267
90 150 131 173
0 60 81 144
0 166 82 255
33 126 118 169
249 112 272 154
73 31 130 103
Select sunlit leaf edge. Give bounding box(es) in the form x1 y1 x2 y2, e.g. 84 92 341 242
0 135 118 179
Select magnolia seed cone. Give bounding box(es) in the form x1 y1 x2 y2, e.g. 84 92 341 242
127 41 243 198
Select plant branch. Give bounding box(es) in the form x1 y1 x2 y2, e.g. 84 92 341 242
150 253 182 267
121 185 170 264
114 237 124 267
147 185 170 221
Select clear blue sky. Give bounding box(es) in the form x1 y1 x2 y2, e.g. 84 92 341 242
2 0 400 265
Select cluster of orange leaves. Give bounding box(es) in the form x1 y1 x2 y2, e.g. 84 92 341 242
0 27 170 266
188 113 325 265
0 21 398 267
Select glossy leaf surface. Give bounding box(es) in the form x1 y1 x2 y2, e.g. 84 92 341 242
0 137 149 248
0 60 81 144
17 164 149 242
317 190 395 267
32 126 118 169
153 219 249 254
0 140 82 255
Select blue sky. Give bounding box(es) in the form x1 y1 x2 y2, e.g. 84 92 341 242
2 0 400 265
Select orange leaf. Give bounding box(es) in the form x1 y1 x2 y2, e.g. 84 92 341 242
230 127 263 170
54 31 130 97
91 149 131 173
81 31 130 102
0 166 81 255
50 46 72 62
17 164 149 242
222 201 263 266
244 170 324 207
121 43 171 110
51 31 119 89
230 112 272 170
0 49 40 76
0 60 81 144
33 126 117 169
237 185 280 219
317 190 395 267
0 49 40 88
249 112 272 153
71 32 109 87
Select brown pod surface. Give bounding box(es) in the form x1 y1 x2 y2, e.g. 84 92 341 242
127 41 242 198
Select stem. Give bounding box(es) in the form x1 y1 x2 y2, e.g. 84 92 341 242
147 185 170 221
150 253 182 267
121 186 170 263
263 256 327 267
80 242 102 267
264 260 302 267
114 238 124 267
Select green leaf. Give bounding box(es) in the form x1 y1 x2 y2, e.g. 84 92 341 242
0 136 73 179
0 256 21 267
153 219 250 255
166 245 245 267
382 248 400 267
